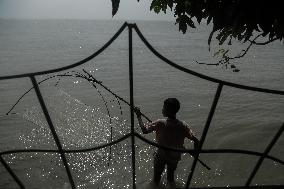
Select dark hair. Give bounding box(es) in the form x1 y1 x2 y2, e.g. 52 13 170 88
164 98 180 115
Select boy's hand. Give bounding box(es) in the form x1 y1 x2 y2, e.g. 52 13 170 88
134 107 142 117
192 138 200 157
194 139 200 150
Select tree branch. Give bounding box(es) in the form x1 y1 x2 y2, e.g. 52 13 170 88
195 61 219 66
229 33 262 60
249 37 280 45
195 33 265 71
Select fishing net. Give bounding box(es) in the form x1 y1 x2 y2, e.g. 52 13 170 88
10 86 133 188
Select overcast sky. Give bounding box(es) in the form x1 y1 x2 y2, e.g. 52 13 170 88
0 0 174 20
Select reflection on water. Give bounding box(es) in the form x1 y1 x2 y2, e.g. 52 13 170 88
8 88 135 188
4 87 283 188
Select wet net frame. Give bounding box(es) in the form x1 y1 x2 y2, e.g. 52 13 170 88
0 22 283 189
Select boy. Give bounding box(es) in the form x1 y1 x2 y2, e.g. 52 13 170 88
134 98 199 186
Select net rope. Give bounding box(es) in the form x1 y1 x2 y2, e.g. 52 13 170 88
0 22 283 189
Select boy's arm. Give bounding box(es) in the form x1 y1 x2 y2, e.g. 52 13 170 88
136 112 148 134
185 125 200 150
191 135 200 150
134 107 158 134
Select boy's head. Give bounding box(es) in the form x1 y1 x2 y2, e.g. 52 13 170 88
162 98 180 118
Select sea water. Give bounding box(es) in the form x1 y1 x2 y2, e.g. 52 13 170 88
0 19 283 188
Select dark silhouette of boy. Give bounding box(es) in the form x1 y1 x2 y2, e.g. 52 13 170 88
135 98 199 187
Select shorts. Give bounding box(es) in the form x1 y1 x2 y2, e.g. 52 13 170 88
153 152 179 182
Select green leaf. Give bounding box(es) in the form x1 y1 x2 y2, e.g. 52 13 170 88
186 17 196 28
228 37 232 45
111 0 120 16
217 28 230 45
196 14 202 24
176 16 187 34
207 16 212 25
150 0 162 13
154 6 161 13
223 49 229 57
219 33 229 45
150 0 157 11
167 0 173 10
208 28 217 49
213 49 225 57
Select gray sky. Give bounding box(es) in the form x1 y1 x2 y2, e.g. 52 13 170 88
0 0 174 20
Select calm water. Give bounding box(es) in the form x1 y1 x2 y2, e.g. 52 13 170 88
0 19 283 188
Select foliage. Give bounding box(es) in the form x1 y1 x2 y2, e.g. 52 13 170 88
111 0 283 46
111 0 283 70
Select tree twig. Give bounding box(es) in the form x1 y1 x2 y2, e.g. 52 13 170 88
249 36 280 45
196 33 265 70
